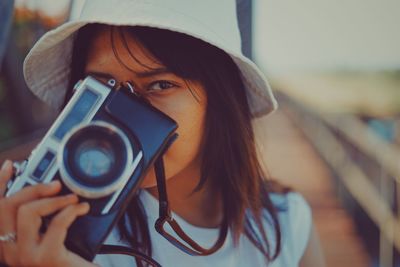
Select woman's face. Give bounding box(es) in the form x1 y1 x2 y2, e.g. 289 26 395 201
83 26 207 188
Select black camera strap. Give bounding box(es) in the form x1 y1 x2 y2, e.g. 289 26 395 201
154 156 229 256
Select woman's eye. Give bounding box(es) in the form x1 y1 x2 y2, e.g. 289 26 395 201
148 81 176 91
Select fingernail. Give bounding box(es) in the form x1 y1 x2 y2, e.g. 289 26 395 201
79 202 90 213
1 160 11 170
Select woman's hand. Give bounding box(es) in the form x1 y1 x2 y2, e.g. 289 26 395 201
0 159 98 267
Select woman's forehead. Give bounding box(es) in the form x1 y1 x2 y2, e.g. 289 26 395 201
86 25 165 73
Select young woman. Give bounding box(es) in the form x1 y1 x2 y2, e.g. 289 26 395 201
0 0 325 266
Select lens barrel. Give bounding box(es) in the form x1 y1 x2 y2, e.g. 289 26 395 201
58 121 134 198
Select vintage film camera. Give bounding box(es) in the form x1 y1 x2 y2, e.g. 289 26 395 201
5 76 178 260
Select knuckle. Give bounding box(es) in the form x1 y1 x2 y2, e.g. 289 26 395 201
46 196 69 211
33 184 49 196
51 207 77 227
27 183 53 199
51 213 70 229
17 203 31 218
57 195 73 204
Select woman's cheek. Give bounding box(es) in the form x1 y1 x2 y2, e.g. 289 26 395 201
139 116 205 188
139 135 195 188
139 86 207 188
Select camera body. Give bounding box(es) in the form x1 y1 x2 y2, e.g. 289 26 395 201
6 76 178 260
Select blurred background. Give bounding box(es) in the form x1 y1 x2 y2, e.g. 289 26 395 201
0 0 399 266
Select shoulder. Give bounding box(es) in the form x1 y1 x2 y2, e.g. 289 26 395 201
269 192 313 264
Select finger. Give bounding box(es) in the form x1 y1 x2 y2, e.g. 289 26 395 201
1 244 19 267
0 161 17 245
41 202 90 248
6 180 62 208
16 194 80 248
0 160 13 197
0 181 63 251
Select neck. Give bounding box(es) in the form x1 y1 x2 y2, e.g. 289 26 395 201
146 162 223 228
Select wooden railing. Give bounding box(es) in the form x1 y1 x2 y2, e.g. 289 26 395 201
278 93 400 267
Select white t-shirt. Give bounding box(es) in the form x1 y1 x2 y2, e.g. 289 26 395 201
94 190 312 267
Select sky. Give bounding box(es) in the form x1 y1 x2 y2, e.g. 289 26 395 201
254 0 400 74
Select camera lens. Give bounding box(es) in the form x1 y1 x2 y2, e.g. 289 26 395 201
75 140 114 177
59 121 134 199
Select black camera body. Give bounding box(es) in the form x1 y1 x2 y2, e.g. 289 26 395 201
6 76 178 260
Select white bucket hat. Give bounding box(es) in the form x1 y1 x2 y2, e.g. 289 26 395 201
23 0 278 117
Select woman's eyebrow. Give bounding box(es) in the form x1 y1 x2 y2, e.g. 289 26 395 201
135 67 172 78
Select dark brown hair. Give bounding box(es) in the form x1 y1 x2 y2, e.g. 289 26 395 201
66 24 285 266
